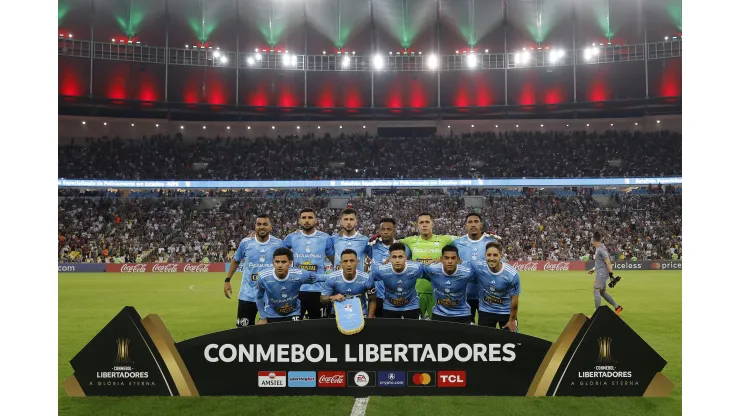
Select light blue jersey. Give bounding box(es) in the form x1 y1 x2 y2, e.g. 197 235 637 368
368 240 411 299
453 234 497 300
469 261 521 315
233 236 286 302
422 263 476 317
321 270 375 316
370 261 424 312
331 232 371 271
284 230 335 292
256 268 325 318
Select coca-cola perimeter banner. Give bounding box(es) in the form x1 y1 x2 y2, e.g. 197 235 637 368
105 263 226 273
506 261 586 272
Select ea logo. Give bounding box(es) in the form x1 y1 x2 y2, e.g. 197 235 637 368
354 371 370 387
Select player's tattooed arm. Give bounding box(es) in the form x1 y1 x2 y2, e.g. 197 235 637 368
367 287 377 318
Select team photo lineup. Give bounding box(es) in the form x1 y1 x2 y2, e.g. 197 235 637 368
223 207 620 330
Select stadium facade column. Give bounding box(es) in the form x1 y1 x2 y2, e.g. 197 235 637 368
436 0 441 108
89 0 94 99
235 0 239 106
571 1 577 104
642 0 649 98
164 0 169 102
503 0 508 106
303 0 308 107
366 187 372 197
370 0 375 109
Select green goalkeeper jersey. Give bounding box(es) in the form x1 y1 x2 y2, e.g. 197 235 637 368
399 234 456 294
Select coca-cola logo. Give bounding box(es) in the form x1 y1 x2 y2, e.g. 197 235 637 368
544 262 571 271
317 371 346 387
120 264 147 273
511 262 539 272
183 263 211 273
152 263 179 273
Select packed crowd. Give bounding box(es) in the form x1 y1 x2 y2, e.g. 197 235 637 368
58 130 682 180
58 191 682 264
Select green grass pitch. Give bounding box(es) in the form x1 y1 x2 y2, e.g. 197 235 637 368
59 271 681 415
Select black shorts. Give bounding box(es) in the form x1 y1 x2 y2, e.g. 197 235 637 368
374 298 384 317
432 313 472 324
299 291 329 319
382 308 421 319
266 315 302 323
478 310 518 331
468 299 479 322
236 300 258 327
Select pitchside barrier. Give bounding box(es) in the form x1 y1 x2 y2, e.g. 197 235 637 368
63 305 673 397
58 261 681 273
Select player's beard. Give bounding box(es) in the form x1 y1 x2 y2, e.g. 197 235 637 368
343 226 356 235
301 223 315 232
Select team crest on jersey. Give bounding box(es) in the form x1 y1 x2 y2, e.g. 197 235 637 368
305 245 311 253
281 286 288 298
434 242 440 246
397 287 403 292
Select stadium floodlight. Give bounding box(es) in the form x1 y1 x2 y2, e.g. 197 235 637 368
611 123 614 126
665 36 669 41
272 126 275 129
214 50 221 58
322 50 326 55
448 125 451 128
155 124 159 127
516 124 519 128
363 126 366 129
586 124 590 127
374 55 384 70
256 53 262 61
297 126 300 130
227 126 230 130
317 126 321 129
340 126 343 129
471 124 475 128
82 121 86 125
635 122 638 125
541 124 544 127
495 125 498 128
247 126 251 130
291 55 298 66
131 123 135 127
69 34 73 38
515 50 530 65
103 122 107 126
342 56 350 69
180 125 184 129
220 56 228 64
247 57 255 66
203 126 206 129
485 49 489 53
283 54 290 66
466 53 477 69
427 54 438 70
657 120 660 123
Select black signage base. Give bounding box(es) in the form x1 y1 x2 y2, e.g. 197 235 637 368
64 306 673 397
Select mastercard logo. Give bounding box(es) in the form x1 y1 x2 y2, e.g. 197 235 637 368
412 373 432 385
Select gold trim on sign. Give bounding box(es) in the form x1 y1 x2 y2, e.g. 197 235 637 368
63 375 85 397
643 372 674 397
526 313 588 396
141 314 200 396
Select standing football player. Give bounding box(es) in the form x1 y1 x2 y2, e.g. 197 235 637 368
368 217 411 317
399 213 456 320
453 213 497 324
321 249 377 317
256 248 326 323
224 214 286 327
370 243 425 319
284 208 335 320
331 208 371 271
470 242 520 331
588 232 623 315
421 245 475 323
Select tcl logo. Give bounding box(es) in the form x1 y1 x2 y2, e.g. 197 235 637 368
317 371 346 387
438 371 467 387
